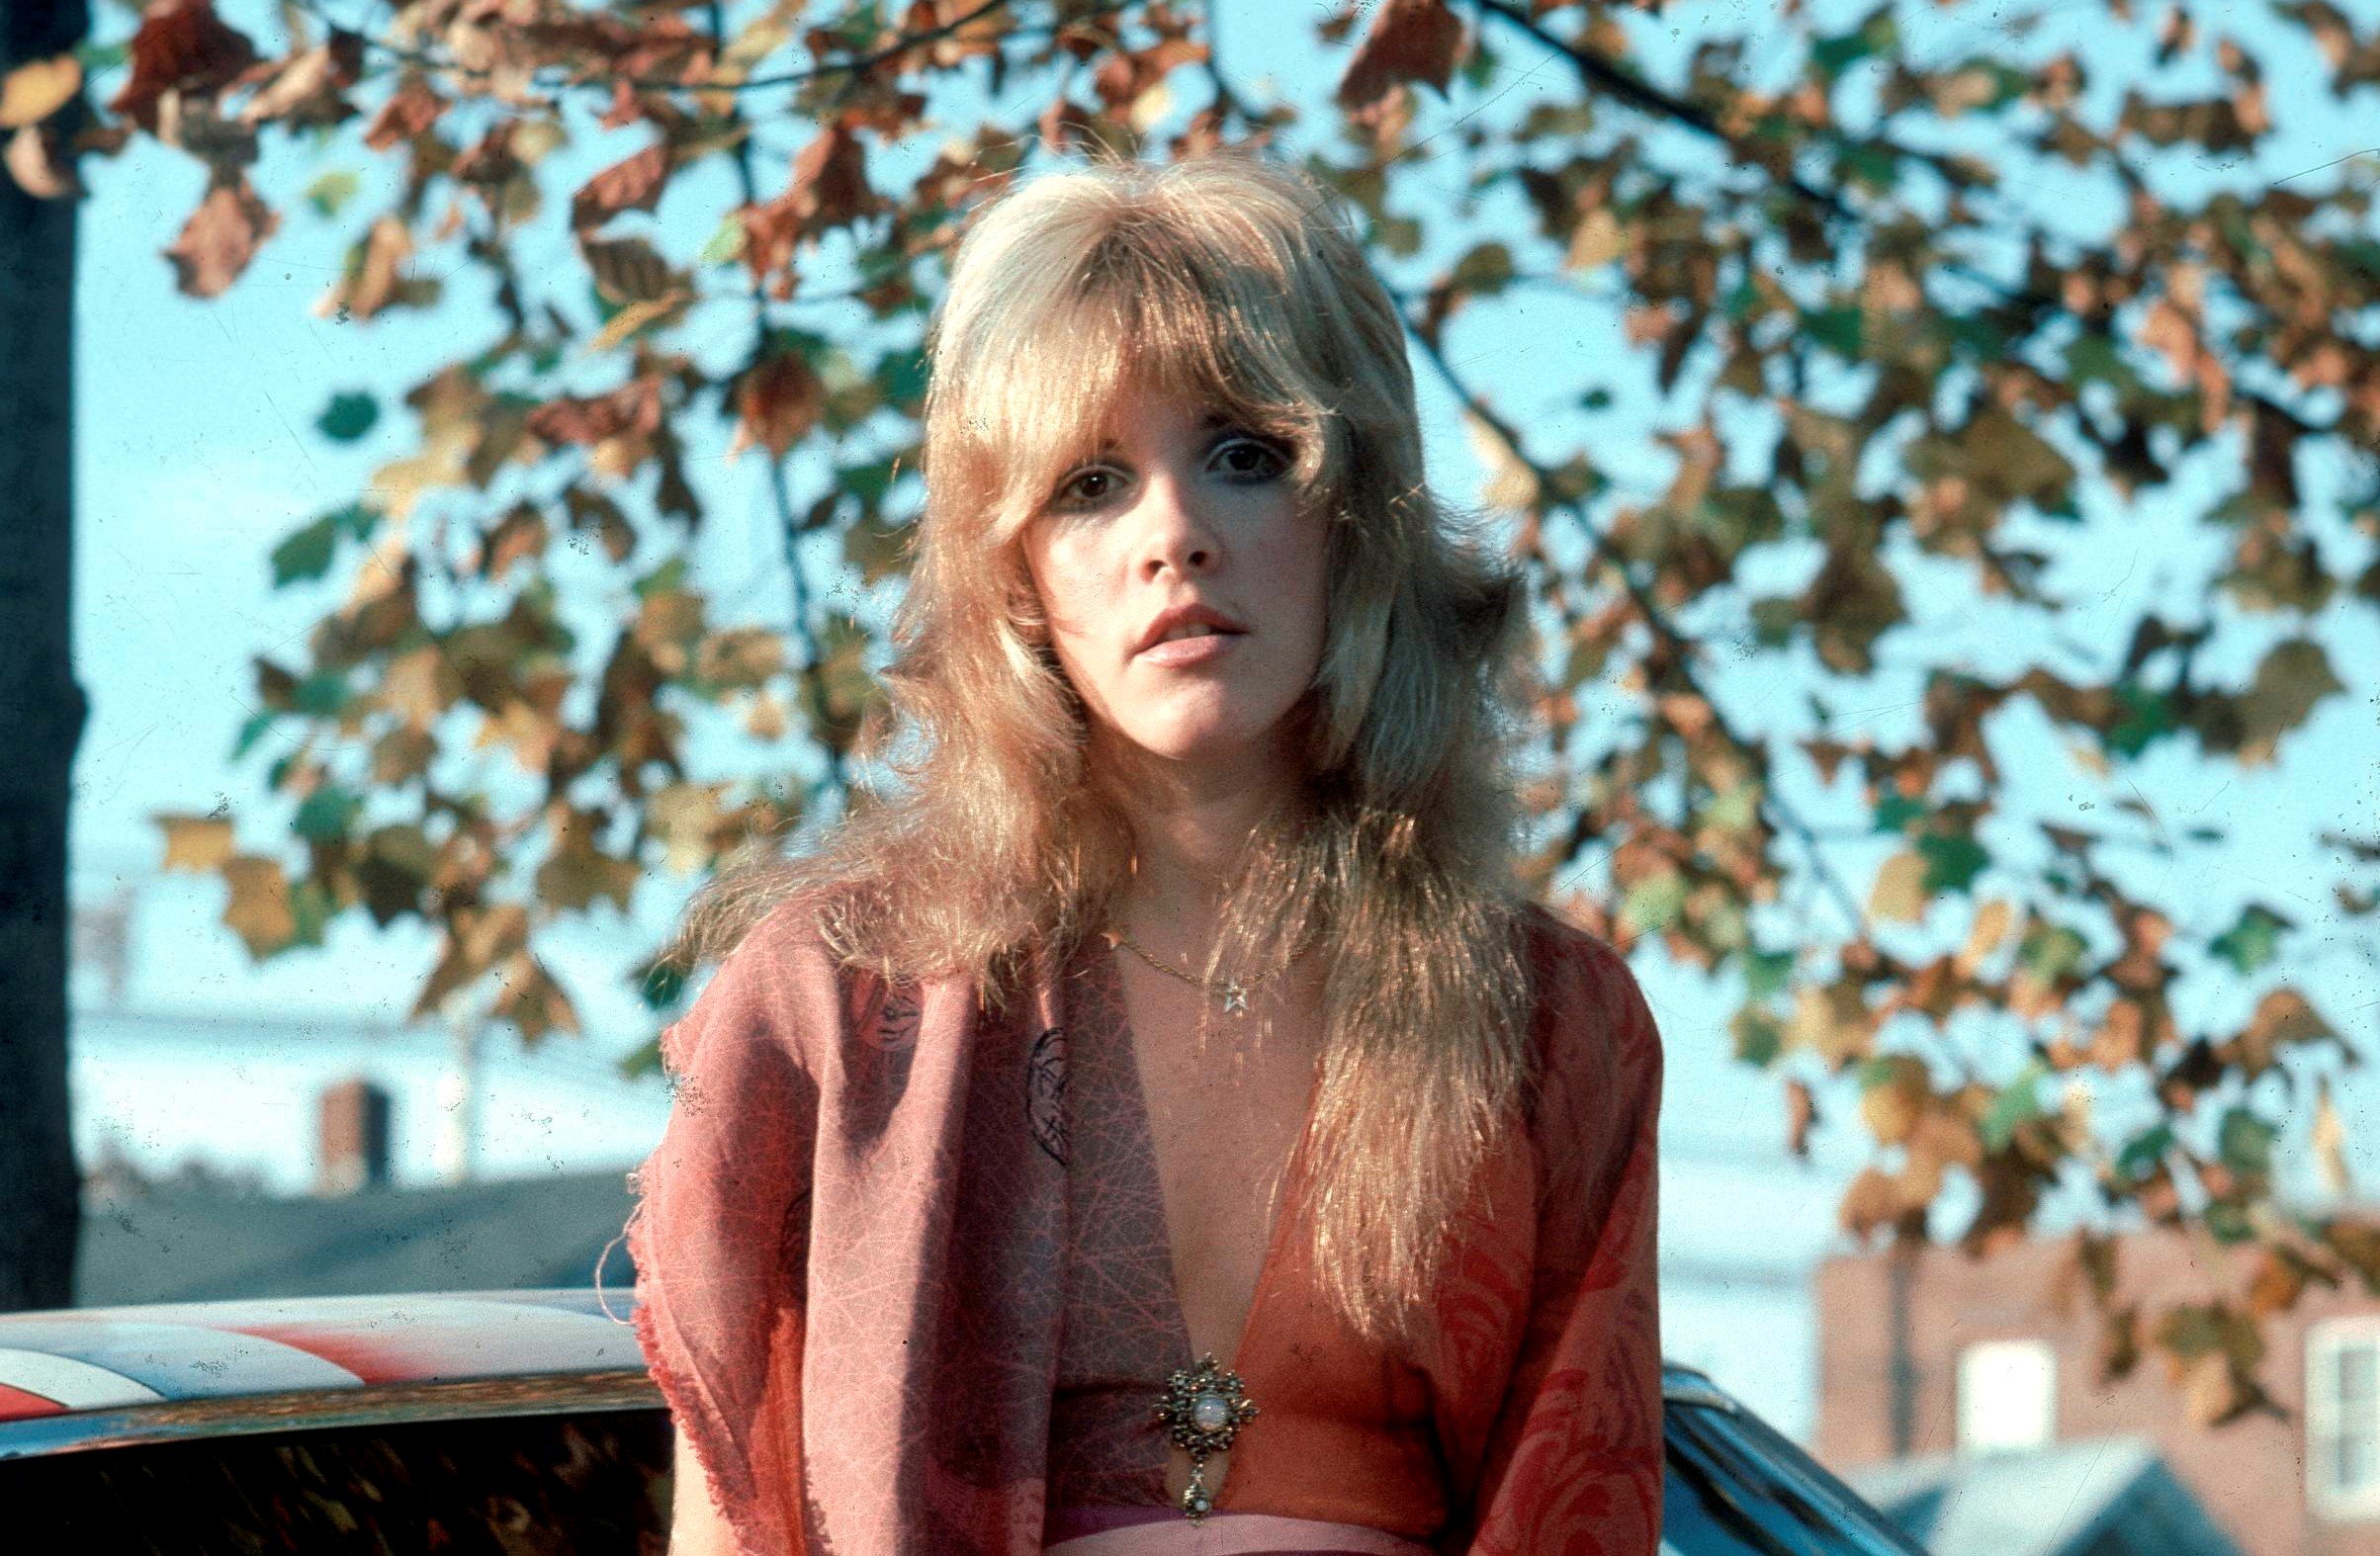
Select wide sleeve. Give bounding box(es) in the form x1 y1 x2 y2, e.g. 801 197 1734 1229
624 903 828 1556
1450 929 1665 1555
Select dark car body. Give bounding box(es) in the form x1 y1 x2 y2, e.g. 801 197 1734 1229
0 1287 1923 1553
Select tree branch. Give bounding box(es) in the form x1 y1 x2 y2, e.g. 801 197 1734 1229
1398 304 1874 937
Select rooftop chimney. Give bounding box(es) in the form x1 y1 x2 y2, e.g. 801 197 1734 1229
317 1078 392 1195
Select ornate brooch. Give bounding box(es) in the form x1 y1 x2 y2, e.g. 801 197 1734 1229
1150 1352 1259 1521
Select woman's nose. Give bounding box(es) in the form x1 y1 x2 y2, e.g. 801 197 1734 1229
1136 469 1218 577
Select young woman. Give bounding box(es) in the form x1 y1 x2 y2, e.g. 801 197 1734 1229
625 147 1664 1555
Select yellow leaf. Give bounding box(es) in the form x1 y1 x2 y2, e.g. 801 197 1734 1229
1957 898 2013 975
1790 980 1873 1067
221 855 296 959
1564 207 1623 271
0 54 79 130
2316 1077 2353 1198
155 813 236 874
1462 411 1539 514
1868 847 1930 923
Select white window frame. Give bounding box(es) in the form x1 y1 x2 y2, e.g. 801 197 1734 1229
2308 1316 2380 1520
1955 1337 2058 1454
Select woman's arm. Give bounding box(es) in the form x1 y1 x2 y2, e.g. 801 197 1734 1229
670 1423 740 1553
1446 929 1667 1555
627 899 830 1555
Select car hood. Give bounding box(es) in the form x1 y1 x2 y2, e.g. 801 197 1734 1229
0 1287 641 1426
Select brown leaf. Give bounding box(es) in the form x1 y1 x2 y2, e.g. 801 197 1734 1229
581 234 675 304
1859 1055 1928 1146
4 123 77 199
2234 987 2339 1074
237 34 363 129
111 0 259 134
731 348 823 458
363 75 446 150
571 142 670 230
315 215 410 321
155 813 236 873
220 854 295 959
1785 1077 1817 1158
165 176 279 299
0 54 80 129
1338 0 1466 115
527 378 663 447
490 950 579 1044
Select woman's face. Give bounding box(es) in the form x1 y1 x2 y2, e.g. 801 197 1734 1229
1018 379 1329 776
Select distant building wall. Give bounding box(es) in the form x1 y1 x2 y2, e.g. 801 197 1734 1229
1816 1227 2380 1556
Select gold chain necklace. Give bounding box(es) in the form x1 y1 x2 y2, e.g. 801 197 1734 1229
1101 922 1277 1016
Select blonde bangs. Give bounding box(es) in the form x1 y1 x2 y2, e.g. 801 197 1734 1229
933 193 1352 548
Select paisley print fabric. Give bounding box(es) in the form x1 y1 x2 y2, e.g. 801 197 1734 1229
625 897 1663 1555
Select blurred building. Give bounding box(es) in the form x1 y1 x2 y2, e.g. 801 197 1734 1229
1817 1228 2377 1556
77 1080 640 1307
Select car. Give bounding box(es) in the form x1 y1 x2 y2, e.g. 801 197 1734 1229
0 1287 1924 1553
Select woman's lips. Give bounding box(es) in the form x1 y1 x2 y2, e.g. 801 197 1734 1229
1136 631 1244 668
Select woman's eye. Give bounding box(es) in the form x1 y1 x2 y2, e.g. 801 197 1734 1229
1214 437 1286 479
1056 468 1122 506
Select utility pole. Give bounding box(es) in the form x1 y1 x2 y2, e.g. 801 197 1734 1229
0 0 93 1313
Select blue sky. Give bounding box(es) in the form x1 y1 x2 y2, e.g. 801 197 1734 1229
60 0 2380 1436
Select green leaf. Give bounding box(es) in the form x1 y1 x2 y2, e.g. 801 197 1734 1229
293 670 348 717
2019 922 2089 983
2204 1200 2254 1244
1873 793 1926 834
270 516 340 586
231 710 278 760
1621 869 1688 934
2105 681 2175 757
2211 904 2291 975
289 876 335 949
1730 1005 1782 1067
2117 1122 2172 1182
2218 1108 2278 1177
315 391 379 443
699 214 748 265
293 785 363 843
1744 948 1797 1001
305 171 360 219
634 556 689 601
1803 304 1864 359
1917 832 1989 894
1980 1059 2049 1151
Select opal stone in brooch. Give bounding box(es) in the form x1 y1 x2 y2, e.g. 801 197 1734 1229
1151 1352 1259 1521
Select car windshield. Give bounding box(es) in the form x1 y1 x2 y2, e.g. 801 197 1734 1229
1662 1398 1921 1556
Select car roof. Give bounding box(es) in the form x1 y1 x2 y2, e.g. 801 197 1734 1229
0 1285 1730 1459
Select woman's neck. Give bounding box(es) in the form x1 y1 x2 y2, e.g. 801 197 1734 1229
1093 735 1298 959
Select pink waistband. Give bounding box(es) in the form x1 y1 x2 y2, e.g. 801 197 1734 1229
1043 1505 1436 1556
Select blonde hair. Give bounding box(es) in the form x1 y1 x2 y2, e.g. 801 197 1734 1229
674 146 1546 1352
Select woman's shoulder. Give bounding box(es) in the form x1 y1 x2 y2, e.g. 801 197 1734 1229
1512 900 1664 1122
659 892 860 1078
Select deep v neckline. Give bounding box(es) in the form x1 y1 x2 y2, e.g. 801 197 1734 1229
1096 939 1323 1496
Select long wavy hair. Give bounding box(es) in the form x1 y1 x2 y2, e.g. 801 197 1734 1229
672 145 1548 1353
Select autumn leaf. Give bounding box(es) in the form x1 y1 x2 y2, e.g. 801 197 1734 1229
731 347 824 458
220 854 296 959
111 0 258 134
2316 1077 2353 1198
165 176 279 298
1338 0 1467 114
155 813 236 873
571 142 670 230
0 54 80 129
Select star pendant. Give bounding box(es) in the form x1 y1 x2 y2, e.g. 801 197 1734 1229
1219 979 1249 1015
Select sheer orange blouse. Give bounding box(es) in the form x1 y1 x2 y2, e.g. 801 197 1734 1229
626 898 1664 1555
